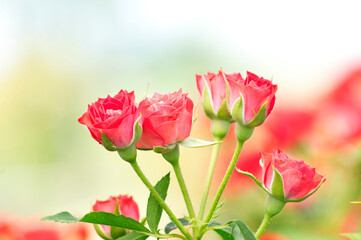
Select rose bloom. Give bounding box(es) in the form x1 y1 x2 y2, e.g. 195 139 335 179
135 89 194 149
196 70 277 126
261 149 325 201
78 90 141 149
93 195 140 238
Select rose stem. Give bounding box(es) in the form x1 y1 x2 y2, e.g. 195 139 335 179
199 140 244 235
130 160 193 240
172 161 197 233
197 137 221 221
255 213 271 238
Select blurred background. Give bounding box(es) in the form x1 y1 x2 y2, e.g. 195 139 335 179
0 0 361 239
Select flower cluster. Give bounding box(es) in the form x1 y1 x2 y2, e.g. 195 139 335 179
43 68 327 240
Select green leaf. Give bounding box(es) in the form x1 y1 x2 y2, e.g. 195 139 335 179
178 138 221 148
213 220 257 240
116 232 149 240
147 173 171 233
80 212 151 233
41 211 79 223
341 233 361 240
164 218 189 234
42 211 150 234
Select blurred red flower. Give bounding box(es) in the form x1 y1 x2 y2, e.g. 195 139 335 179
260 232 289 240
0 217 90 240
315 67 361 147
264 107 315 149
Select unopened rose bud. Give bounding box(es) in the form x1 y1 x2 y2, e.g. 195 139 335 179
92 195 140 240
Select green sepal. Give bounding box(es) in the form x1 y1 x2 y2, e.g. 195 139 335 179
178 138 221 148
236 169 271 194
130 116 143 146
201 76 217 119
110 202 126 239
215 70 233 121
286 177 326 202
101 133 117 151
153 144 177 154
246 102 268 128
147 173 171 233
94 224 112 240
270 167 285 200
164 218 189 234
231 97 244 124
216 98 232 121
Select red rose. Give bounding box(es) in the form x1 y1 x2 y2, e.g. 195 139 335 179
231 72 277 127
78 90 141 149
261 149 325 201
196 70 243 121
93 195 140 238
135 89 194 149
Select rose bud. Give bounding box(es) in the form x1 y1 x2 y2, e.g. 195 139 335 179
237 149 325 217
78 90 142 151
196 70 243 122
92 195 140 240
196 70 243 139
231 72 277 128
135 89 194 150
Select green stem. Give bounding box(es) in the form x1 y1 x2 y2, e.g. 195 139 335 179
198 137 221 221
200 140 244 233
130 161 193 240
172 161 196 223
255 214 271 238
